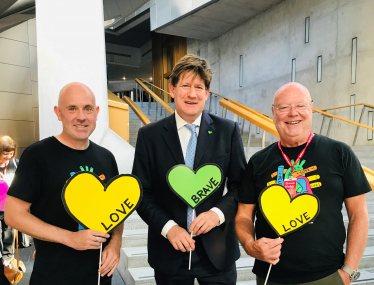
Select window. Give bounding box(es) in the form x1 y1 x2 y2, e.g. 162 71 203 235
351 37 357 84
350 95 355 121
317 56 322 82
368 111 373 140
291 58 296 82
305 17 310 43
239 55 243 87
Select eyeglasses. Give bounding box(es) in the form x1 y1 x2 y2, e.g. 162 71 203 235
177 85 206 94
272 101 313 113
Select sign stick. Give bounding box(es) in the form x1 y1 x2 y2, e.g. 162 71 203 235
264 237 280 285
98 243 103 285
264 264 272 285
188 209 195 270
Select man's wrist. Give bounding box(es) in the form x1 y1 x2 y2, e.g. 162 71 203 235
162 220 178 238
341 265 360 281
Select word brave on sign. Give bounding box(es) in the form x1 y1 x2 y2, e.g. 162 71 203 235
259 184 320 237
191 177 219 204
167 164 223 209
101 198 135 231
62 172 143 233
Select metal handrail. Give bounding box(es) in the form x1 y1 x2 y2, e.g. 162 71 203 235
210 91 229 101
219 99 374 191
122 96 151 125
230 101 273 123
135 78 174 115
320 103 374 112
139 78 172 96
219 99 279 138
313 108 374 131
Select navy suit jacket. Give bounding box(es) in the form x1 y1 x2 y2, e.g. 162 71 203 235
132 111 246 275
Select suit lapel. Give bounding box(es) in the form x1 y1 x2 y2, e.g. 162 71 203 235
162 114 185 165
194 112 214 169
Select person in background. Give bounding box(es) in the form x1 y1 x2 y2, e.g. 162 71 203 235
0 135 18 285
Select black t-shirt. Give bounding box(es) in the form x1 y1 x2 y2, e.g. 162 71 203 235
237 134 371 284
8 137 119 285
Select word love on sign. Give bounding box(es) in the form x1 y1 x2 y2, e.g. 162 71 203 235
62 172 142 233
259 184 320 237
167 164 223 208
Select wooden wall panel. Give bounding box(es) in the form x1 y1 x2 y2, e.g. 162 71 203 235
152 33 187 103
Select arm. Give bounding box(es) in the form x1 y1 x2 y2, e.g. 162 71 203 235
99 222 124 277
190 122 246 236
235 203 283 265
338 194 369 284
5 196 109 250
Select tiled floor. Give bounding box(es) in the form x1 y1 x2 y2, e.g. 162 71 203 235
16 245 126 285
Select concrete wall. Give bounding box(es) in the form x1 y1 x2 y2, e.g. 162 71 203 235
0 19 38 157
187 0 374 146
150 0 213 31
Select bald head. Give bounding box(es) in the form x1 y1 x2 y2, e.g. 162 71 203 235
273 82 311 105
272 82 313 147
54 82 99 149
58 82 95 107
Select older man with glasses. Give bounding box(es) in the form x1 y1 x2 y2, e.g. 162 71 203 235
235 82 370 285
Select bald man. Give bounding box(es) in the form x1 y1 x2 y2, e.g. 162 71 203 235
235 82 370 285
5 83 123 285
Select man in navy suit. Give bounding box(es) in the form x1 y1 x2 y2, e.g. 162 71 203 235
132 54 246 284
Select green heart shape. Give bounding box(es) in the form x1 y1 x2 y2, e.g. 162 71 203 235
167 164 223 209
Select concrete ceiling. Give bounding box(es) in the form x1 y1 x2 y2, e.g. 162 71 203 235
105 17 151 48
0 0 35 33
103 0 148 21
155 0 285 40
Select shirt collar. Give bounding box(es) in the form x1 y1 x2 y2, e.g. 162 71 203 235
175 111 202 130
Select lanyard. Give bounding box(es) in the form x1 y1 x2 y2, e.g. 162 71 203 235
1 163 6 175
0 164 6 180
278 132 314 174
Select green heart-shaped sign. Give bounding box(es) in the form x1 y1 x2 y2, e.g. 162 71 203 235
167 164 223 209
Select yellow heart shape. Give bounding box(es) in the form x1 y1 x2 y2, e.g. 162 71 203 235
259 184 320 237
62 172 142 233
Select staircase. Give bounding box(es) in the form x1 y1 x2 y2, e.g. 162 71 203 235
122 103 374 284
129 102 175 147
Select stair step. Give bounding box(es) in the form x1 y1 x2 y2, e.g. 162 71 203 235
236 257 256 281
355 268 374 284
122 229 148 247
122 246 149 268
124 213 148 230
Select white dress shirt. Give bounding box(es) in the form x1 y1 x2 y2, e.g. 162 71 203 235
161 111 225 238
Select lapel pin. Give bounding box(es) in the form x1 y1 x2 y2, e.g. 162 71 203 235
208 131 212 134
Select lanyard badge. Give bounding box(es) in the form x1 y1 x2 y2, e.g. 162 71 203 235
278 132 314 197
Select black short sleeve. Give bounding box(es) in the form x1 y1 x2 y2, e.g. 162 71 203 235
342 145 371 198
236 160 257 204
8 147 43 203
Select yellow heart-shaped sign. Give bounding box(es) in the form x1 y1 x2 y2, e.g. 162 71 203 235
62 172 142 233
259 184 320 237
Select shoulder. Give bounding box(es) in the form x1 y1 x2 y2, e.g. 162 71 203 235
314 134 352 154
206 113 236 129
250 142 278 162
140 116 167 133
21 137 56 157
89 141 116 159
